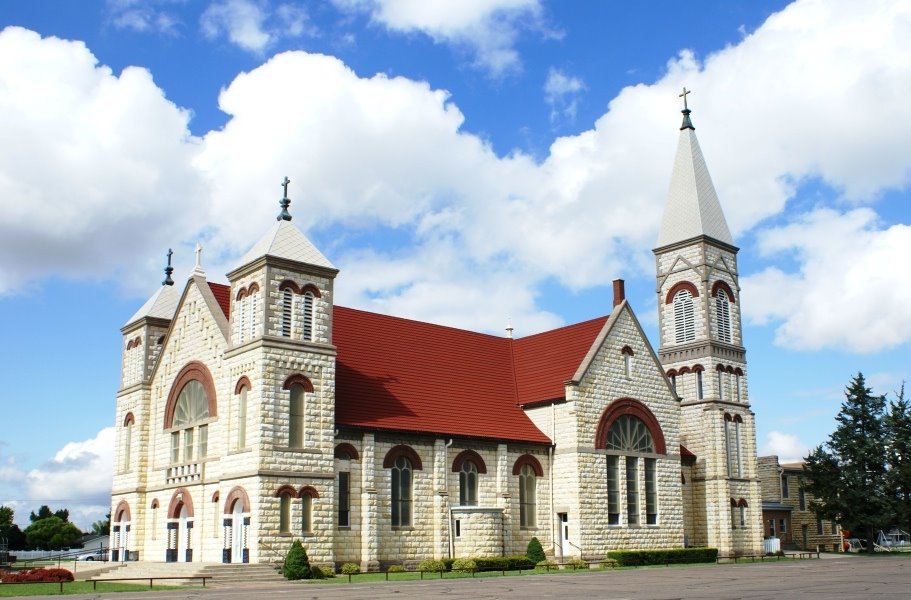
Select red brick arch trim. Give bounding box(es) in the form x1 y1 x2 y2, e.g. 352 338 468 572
716 363 726 372
123 412 135 427
692 364 705 373
665 281 699 304
383 445 423 470
223 486 251 514
299 486 320 499
737 498 749 508
274 485 298 499
666 369 678 377
282 374 314 392
725 365 735 374
594 397 667 455
235 282 261 301
734 367 743 376
150 499 159 509
211 491 219 503
730 497 737 507
724 413 744 423
678 366 692 375
278 280 302 294
167 487 194 518
621 345 635 356
164 362 217 429
114 500 131 522
451 449 488 474
300 283 322 298
334 443 360 460
711 280 736 302
236 288 248 301
234 376 252 394
512 454 544 477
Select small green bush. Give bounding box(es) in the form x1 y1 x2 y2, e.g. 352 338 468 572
387 564 406 573
319 565 336 578
309 564 327 579
283 540 311 580
536 559 557 570
565 557 589 570
340 562 360 575
418 558 447 573
452 558 477 573
473 556 534 571
605 547 718 567
599 558 618 569
526 536 546 564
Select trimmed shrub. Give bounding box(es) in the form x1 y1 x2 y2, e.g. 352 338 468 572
565 557 589 570
536 559 557 570
418 559 446 573
599 558 618 569
526 536 546 564
605 547 718 567
283 540 311 580
473 556 534 571
452 558 477 573
319 566 336 578
1 568 74 583
340 562 360 575
387 564 406 573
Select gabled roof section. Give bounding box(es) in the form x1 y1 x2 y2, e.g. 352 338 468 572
333 306 552 444
512 316 609 407
208 282 230 319
234 220 335 271
124 283 180 328
655 125 733 249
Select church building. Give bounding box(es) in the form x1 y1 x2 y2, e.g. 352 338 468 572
110 100 764 568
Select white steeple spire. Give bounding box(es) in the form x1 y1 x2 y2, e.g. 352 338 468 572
655 92 733 249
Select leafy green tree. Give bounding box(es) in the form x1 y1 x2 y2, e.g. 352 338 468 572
91 513 111 536
805 373 891 552
885 383 911 535
24 516 83 550
526 536 546 563
283 540 311 580
29 505 54 522
1 505 26 550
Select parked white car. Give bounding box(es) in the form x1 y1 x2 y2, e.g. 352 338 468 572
78 549 109 561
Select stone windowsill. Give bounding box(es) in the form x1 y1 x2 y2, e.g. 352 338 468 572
274 447 321 455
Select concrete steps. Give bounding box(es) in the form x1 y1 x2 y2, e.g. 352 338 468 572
87 562 286 588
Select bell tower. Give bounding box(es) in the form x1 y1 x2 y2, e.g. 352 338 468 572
653 90 762 556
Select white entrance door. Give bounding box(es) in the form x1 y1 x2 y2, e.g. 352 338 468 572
559 513 572 557
231 503 244 563
178 506 189 562
120 524 129 561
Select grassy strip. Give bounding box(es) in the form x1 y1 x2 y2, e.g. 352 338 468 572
0 581 180 596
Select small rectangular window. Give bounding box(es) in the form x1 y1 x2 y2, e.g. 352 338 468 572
302 495 312 533
780 518 787 533
696 371 704 399
626 457 639 526
607 456 620 525
170 432 179 463
183 428 194 462
782 475 789 498
338 472 350 528
645 458 658 525
198 425 208 459
740 506 746 528
454 519 461 538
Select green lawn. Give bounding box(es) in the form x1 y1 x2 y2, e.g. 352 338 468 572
0 581 182 596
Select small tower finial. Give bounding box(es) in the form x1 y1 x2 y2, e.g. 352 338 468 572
277 176 292 221
679 87 695 131
162 248 175 286
505 318 514 339
192 242 206 276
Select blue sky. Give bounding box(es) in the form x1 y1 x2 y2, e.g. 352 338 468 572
1 0 909 529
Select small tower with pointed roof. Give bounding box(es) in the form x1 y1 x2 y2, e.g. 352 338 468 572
654 91 762 557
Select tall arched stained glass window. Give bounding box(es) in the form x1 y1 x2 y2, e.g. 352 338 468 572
605 415 655 453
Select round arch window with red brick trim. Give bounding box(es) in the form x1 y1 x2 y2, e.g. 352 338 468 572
164 362 217 429
164 362 216 466
595 398 667 455
711 280 736 302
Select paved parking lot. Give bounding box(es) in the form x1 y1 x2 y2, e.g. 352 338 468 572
20 554 911 600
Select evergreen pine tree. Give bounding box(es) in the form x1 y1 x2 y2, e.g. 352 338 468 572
805 373 890 552
283 540 311 580
526 536 546 564
885 383 911 536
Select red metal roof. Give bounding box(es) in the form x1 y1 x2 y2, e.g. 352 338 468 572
208 282 231 319
334 307 609 444
512 316 610 406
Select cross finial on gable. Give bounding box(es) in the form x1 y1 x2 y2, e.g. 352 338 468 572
277 176 292 221
192 242 206 276
162 248 175 286
679 87 695 131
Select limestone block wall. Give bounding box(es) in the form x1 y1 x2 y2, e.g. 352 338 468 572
451 507 503 557
656 244 707 345
229 271 264 347
264 266 334 344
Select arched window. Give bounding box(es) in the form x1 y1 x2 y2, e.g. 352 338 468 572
696 368 704 399
597 399 665 527
715 291 732 343
279 493 292 533
621 346 634 378
166 363 216 464
237 292 246 343
302 292 314 342
391 456 412 527
248 285 259 339
234 378 250 450
717 365 726 401
459 461 478 506
519 464 536 528
281 288 293 337
284 374 313 449
724 414 743 477
122 413 134 472
673 289 696 343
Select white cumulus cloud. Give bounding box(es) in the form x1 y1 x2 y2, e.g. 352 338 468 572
544 67 585 124
200 0 314 53
760 431 810 463
335 0 548 76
